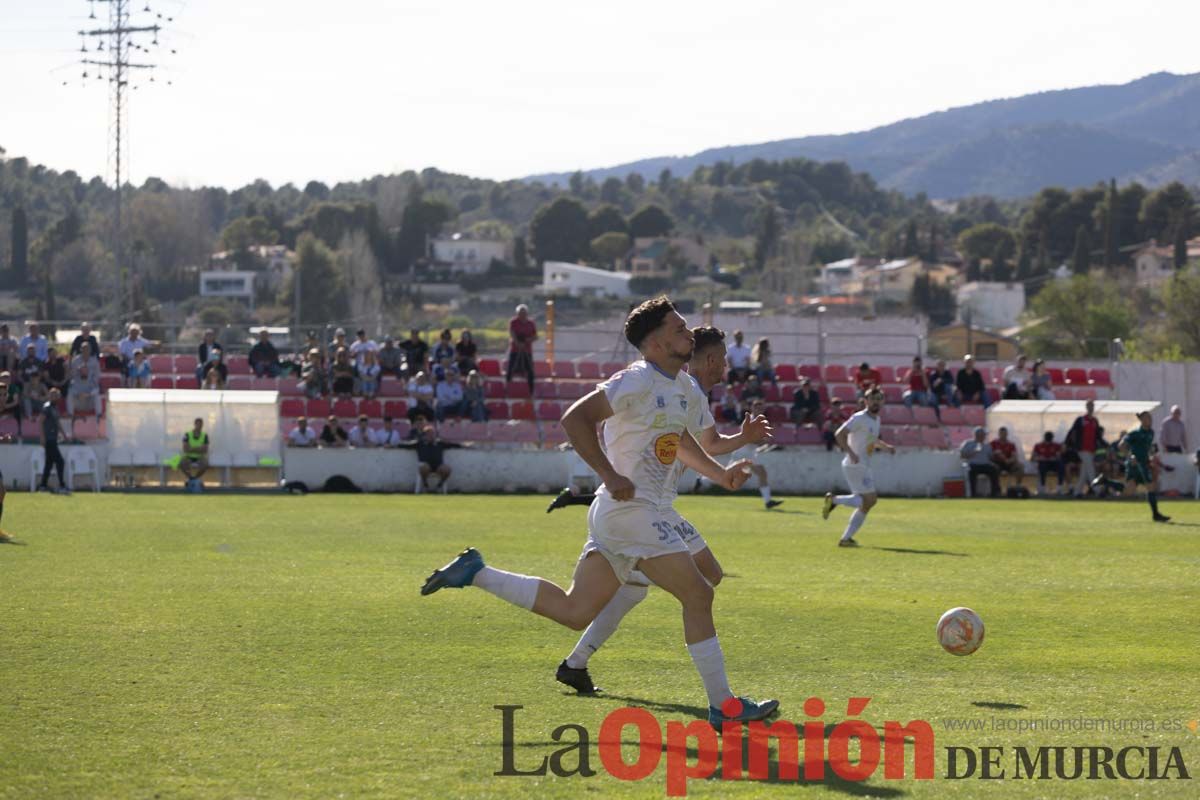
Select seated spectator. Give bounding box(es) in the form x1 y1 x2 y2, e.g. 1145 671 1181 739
359 350 381 398
67 353 100 426
299 348 328 398
43 349 67 395
19 322 49 364
126 349 152 388
349 328 378 370
719 387 741 424
399 413 463 493
330 347 356 397
790 378 821 426
1002 354 1032 399
990 426 1024 489
431 355 454 383
202 347 229 388
725 330 752 383
0 324 17 373
118 323 152 366
751 338 776 384
319 415 349 448
378 337 404 378
929 359 957 407
432 328 455 366
0 372 22 437
455 330 478 374
854 362 882 398
287 416 319 447
955 355 991 407
202 367 224 391
348 414 374 447
400 328 430 379
1032 431 1065 495
372 415 405 447
180 417 210 488
435 366 468 421
249 329 281 378
197 329 219 378
463 370 488 422
407 371 435 422
506 305 537 392
823 397 849 451
741 373 765 403
71 341 101 384
742 397 766 424
21 370 46 424
69 322 100 358
960 427 1000 497
902 355 936 410
1030 359 1055 400
329 327 350 356
17 344 41 385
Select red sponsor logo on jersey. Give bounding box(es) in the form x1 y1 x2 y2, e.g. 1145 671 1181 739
655 433 680 465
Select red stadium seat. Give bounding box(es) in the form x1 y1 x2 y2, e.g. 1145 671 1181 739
536 401 562 421
961 405 985 427
1088 368 1112 387
513 421 541 443
379 380 406 397
462 422 490 442
227 375 252 391
709 384 726 401
175 355 198 373
148 355 173 373
489 421 518 443
947 426 976 449
486 401 509 420
601 361 625 377
533 383 558 399
794 426 824 446
831 385 857 403
939 406 965 426
99 375 122 393
533 361 552 379
1048 367 1065 384
485 381 506 399
281 398 305 418
921 427 948 449
175 377 200 390
332 398 357 418
250 377 277 391
876 365 896 384
798 364 822 381
1056 387 1075 400
823 364 848 383
912 406 939 426
478 358 501 378
1075 387 1097 401
278 378 303 396
150 376 174 389
775 364 798 383
506 382 531 400
552 361 576 379
225 356 251 375
882 386 904 405
359 399 382 418
881 406 912 425
510 401 535 421
762 384 780 402
383 400 407 419
577 362 601 380
306 398 331 418
541 421 568 447
1065 367 1090 385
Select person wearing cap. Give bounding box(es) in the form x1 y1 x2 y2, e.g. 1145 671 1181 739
329 327 349 355
349 328 378 371
287 416 318 447
506 304 538 391
955 355 991 408
69 322 100 358
118 323 152 366
1120 411 1170 522
960 426 1000 497
19 322 49 364
434 365 467 421
249 329 281 378
1160 405 1187 454
300 348 328 399
378 336 404 378
400 329 430 379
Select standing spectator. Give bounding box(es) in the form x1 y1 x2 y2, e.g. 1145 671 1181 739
0 372 22 437
118 323 151 366
463 369 489 422
990 426 1024 490
406 371 435 422
1032 431 1066 495
287 417 318 447
1030 359 1055 400
1002 354 1032 399
37 388 68 493
1066 399 1103 495
126 349 152 388
0 324 18 373
319 415 350 448
299 348 328 398
348 414 374 447
69 322 100 358
359 350 381 398
329 327 350 356
400 329 430 378
431 329 455 366
790 378 822 426
751 338 776 384
823 397 850 451
960 427 1000 497
399 413 462 493
435 366 467 421
455 330 478 374
929 359 957 407
349 328 378 370
19 322 49 363
955 355 991 408
179 418 210 489
330 347 356 397
725 330 752 383
378 337 404 378
249 329 281 378
21 371 47 425
201 348 228 389
1160 405 1188 453
506 304 537 392
854 362 882 398
372 416 405 447
902 356 936 410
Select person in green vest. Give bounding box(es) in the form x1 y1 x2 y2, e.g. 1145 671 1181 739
1120 411 1170 524
181 418 210 487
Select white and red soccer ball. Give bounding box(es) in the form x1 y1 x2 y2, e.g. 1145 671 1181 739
937 607 985 656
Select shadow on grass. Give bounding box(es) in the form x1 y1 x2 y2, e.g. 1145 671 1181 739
1163 521 1200 527
872 546 969 557
971 701 1027 710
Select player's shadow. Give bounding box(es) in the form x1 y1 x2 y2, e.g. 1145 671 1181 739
578 693 710 719
972 701 1027 710
871 546 969 557
1163 521 1200 527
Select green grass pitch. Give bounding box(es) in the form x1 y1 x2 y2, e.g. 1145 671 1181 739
1 493 1197 798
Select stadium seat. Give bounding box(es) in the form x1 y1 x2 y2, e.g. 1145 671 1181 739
1048 367 1065 385
486 401 509 420
225 356 251 375
1075 387 1098 401
281 399 305 418
536 401 562 421
762 384 780 402
709 384 726 401
823 364 848 383
1065 368 1090 385
332 399 357 418
462 422 490 442
478 358 501 377
876 365 896 384
379 380 406 397
1056 387 1075 400
577 362 601 380
150 376 174 389
552 361 576 379
921 427 948 449
894 427 924 448
939 406 965 426
506 382 531 400
1088 368 1112 387
831 385 856 403
485 381 506 399
438 419 465 441
514 422 541 444
961 405 985 427
764 405 786 424
541 421 568 447
601 362 625 377
946 426 975 450
558 382 588 400
228 376 252 391
775 364 798 383
912 406 939 426
278 378 303 396
359 399 382 418
798 364 822 381
770 427 797 445
510 401 535 421
306 398 331 418
148 355 173 373
71 416 101 441
533 361 552 379
250 377 277 391
533 383 558 399
881 406 912 425
882 386 904 405
175 377 200 390
100 375 122 393
394 420 411 439
794 426 824 446
383 400 407 419
174 355 198 373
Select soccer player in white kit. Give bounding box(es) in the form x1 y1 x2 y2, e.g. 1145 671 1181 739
822 388 894 547
422 299 779 725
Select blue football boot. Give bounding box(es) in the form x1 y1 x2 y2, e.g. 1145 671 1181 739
708 696 780 728
421 547 485 595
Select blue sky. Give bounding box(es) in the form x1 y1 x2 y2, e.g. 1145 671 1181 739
3 0 1199 189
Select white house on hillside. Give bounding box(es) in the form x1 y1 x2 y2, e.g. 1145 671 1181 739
542 261 632 298
1134 237 1200 289
956 281 1026 330
431 236 509 274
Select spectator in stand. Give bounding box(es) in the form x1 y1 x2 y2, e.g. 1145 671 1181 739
399 413 462 493
431 355 453 383
1160 405 1187 453
44 349 67 396
349 328 378 370
21 370 46 424
319 414 350 448
202 368 223 391
126 349 152 388
0 324 17 373
118 323 151 367
71 341 100 384
348 414 374 447
929 359 957 407
19 322 49 364
726 330 752 383
400 328 430 379
1066 399 1102 495
201 347 228 389
990 426 1024 490
37 388 68 493
406 370 435 422
955 355 991 408
372 415 405 448
69 322 100 358
506 304 537 392
299 348 328 398
179 418 210 488
68 344 100 428
197 329 219 368
249 329 281 378
854 362 882 398
902 355 936 410
741 373 765 404
435 366 467 421
1030 359 1055 400
378 336 404 378
330 347 356 397
719 386 741 424
751 338 776 384
1002 354 1032 399
0 372 22 437
18 344 42 385
432 329 455 367
960 427 1000 497
329 327 350 356
823 397 850 451
790 378 822 426
455 330 478 374
1032 431 1066 495
359 349 381 398
463 369 488 422
287 416 318 447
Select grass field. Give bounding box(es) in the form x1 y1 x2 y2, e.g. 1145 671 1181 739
1 493 1198 799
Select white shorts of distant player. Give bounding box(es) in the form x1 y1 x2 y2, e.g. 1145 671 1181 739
842 462 877 495
580 494 707 586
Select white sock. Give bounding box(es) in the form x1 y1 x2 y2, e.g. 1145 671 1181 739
472 566 541 610
687 635 734 708
565 584 648 669
841 510 867 541
835 494 863 508
760 486 771 504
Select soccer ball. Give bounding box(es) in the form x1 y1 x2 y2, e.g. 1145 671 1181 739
937 607 984 656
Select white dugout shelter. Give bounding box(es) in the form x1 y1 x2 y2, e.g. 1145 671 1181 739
987 400 1161 458
106 389 282 485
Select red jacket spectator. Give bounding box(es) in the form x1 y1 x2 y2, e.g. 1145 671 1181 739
854 363 881 394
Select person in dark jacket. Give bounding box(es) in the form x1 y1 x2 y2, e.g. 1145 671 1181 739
955 355 990 408
399 413 463 493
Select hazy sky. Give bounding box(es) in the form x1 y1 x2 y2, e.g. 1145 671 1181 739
3 0 1199 190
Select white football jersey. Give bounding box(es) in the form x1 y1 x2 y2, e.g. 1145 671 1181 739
664 372 716 499
839 408 881 467
597 360 711 506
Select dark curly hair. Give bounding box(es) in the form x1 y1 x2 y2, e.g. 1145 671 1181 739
691 325 726 356
623 296 677 350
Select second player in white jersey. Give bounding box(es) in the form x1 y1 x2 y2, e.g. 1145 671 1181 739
823 388 893 546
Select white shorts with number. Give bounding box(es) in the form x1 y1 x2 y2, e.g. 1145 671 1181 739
580 494 698 584
842 462 876 495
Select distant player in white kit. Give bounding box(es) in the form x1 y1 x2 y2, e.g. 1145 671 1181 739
822 387 894 546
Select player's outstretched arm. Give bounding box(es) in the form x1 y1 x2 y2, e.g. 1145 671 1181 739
678 430 750 490
697 413 772 457
562 390 631 499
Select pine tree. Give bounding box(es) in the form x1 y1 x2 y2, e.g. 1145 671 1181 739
753 205 779 269
926 220 940 262
1103 178 1119 268
1072 225 1092 275
903 219 920 257
991 241 1012 282
11 207 28 284
966 259 982 282
1174 212 1189 269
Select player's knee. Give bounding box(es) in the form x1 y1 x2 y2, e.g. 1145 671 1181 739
681 578 714 610
707 565 724 587
862 494 878 512
563 607 595 631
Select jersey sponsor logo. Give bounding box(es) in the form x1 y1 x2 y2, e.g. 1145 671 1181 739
654 432 680 464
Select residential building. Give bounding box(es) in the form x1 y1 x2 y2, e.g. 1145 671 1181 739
624 237 710 277
956 281 1026 330
431 236 510 275
820 256 880 295
861 258 958 302
929 322 1020 362
1134 237 1200 289
542 261 633 298
199 271 257 306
